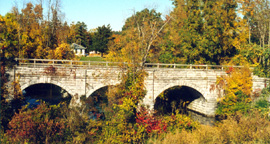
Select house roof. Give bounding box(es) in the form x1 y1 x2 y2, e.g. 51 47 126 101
70 43 86 49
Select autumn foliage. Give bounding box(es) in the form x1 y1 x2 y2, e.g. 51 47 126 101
216 66 253 117
2 0 270 143
6 102 67 143
136 107 167 134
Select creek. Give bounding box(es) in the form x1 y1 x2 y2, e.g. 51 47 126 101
22 83 71 108
188 110 215 126
22 84 216 125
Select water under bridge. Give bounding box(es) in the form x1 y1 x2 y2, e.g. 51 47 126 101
6 58 269 117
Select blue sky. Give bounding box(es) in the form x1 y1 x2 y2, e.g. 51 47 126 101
0 0 173 31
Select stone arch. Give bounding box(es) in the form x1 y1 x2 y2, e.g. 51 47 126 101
153 83 207 115
86 84 116 98
154 82 206 102
20 81 74 97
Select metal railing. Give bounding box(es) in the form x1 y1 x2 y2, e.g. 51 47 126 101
15 58 245 70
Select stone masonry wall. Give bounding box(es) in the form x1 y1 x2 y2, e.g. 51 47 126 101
10 65 268 117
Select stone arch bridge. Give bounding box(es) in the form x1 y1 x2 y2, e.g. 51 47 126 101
7 58 269 117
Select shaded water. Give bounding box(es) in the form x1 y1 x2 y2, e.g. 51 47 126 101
84 86 109 120
154 85 216 126
23 84 71 107
22 84 216 124
188 110 215 126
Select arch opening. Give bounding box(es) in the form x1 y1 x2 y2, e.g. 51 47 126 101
23 83 72 107
154 85 204 116
84 86 113 120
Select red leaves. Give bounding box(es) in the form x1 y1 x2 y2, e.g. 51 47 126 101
136 107 167 134
124 91 139 101
226 67 234 74
6 103 66 143
1 45 7 50
187 122 191 127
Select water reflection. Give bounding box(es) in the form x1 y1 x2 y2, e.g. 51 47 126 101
22 84 72 107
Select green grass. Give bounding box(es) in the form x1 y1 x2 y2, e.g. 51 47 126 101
80 56 105 61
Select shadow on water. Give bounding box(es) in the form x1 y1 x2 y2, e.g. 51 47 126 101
23 83 72 108
189 110 215 126
23 84 216 124
84 86 109 120
154 86 215 126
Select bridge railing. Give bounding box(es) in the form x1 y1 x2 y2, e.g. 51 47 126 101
144 63 244 70
15 58 123 68
15 58 245 70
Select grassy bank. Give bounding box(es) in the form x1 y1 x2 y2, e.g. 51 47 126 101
80 56 105 61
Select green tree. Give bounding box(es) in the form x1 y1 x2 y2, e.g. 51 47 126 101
92 24 112 57
68 21 91 52
179 0 204 64
74 21 88 48
201 0 239 64
167 0 242 65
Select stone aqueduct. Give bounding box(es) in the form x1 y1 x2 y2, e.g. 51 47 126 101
7 59 269 117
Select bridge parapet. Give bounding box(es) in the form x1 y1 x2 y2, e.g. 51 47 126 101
15 58 246 70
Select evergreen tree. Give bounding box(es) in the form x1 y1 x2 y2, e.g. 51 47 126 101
201 0 238 64
179 0 204 64
92 24 112 57
74 21 88 48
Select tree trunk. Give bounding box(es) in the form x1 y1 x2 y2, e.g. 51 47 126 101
248 19 251 44
268 21 270 50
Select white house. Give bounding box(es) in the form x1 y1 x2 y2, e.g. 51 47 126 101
70 43 86 56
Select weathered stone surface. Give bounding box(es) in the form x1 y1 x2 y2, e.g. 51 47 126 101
7 66 268 117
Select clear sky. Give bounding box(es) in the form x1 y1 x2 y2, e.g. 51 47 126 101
0 0 173 31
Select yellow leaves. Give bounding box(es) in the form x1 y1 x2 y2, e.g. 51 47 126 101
118 98 136 112
218 66 252 98
53 43 74 60
36 47 49 59
227 54 249 66
0 15 4 22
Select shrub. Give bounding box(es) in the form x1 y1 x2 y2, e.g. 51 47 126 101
6 102 68 143
149 112 270 144
216 66 253 118
162 111 199 133
216 91 252 117
217 112 270 143
97 69 149 143
260 86 270 98
136 107 167 134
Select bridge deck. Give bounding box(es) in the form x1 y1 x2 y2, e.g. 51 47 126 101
15 58 246 70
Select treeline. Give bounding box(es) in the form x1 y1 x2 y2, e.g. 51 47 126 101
107 0 270 77
0 0 113 60
1 0 270 77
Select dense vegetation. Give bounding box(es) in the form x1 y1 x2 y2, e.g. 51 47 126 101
1 0 270 143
